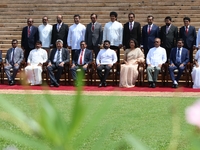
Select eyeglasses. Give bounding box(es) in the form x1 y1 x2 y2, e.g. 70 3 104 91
27 21 33 23
154 41 159 43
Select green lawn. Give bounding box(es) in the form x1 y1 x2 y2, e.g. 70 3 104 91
0 93 198 150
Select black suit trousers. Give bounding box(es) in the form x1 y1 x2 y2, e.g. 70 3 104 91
97 65 111 83
47 63 64 84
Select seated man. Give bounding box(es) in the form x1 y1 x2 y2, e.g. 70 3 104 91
47 39 70 87
25 40 48 85
96 40 117 87
169 38 189 88
4 39 24 85
146 38 167 88
70 41 93 86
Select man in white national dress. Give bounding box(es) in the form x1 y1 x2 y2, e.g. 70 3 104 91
25 40 48 85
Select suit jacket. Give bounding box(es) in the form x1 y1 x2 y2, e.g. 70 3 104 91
123 21 141 48
51 23 69 47
160 24 178 49
179 25 196 49
85 22 103 47
141 24 159 50
21 26 39 49
5 47 24 65
169 47 189 66
72 49 93 66
49 48 70 64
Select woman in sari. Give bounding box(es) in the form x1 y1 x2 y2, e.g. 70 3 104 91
119 38 144 88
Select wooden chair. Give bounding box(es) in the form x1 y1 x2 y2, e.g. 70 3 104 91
0 50 3 84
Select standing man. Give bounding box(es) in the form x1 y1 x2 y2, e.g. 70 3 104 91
70 41 93 86
141 15 159 58
38 16 52 50
47 39 70 87
103 11 123 62
123 12 141 49
85 13 103 59
21 18 39 62
168 39 189 88
160 16 178 62
25 40 48 85
146 38 167 88
51 15 68 48
4 39 24 85
67 14 86 60
179 17 196 63
96 40 117 87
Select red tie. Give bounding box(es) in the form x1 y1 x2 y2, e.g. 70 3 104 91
92 23 94 32
148 25 151 34
28 26 31 37
79 49 84 65
186 26 188 34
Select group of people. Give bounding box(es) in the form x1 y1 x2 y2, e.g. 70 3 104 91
1 11 200 88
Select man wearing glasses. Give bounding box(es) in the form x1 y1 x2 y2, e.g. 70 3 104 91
146 38 167 88
21 18 39 62
123 12 141 49
4 39 24 85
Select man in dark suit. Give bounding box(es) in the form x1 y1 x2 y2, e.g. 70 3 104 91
141 15 159 58
21 18 39 62
47 39 70 87
123 12 141 49
179 17 196 63
51 15 69 48
70 41 93 86
169 39 189 88
160 16 178 62
4 39 24 85
85 13 103 59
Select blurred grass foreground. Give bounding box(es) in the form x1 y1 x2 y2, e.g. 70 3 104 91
0 71 199 150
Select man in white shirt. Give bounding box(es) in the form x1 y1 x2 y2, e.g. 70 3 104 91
25 40 48 85
67 14 86 60
146 38 167 88
103 12 123 62
96 40 117 87
38 16 52 50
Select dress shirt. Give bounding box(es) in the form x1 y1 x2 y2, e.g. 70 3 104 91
78 49 86 65
53 49 62 62
67 23 86 50
147 24 153 32
176 48 182 63
27 48 48 65
96 48 117 65
146 46 167 67
129 21 134 30
103 21 123 46
10 48 15 63
57 23 62 31
38 24 52 48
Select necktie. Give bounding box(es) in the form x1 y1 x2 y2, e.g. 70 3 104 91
11 48 15 64
130 22 132 31
57 24 61 32
166 26 169 34
92 23 94 32
57 50 60 63
79 49 84 65
148 25 151 34
177 48 181 64
28 27 30 37
186 26 188 34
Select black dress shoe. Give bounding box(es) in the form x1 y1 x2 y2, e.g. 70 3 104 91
149 82 152 88
172 84 178 88
152 82 156 88
9 80 15 86
103 82 107 87
54 83 60 87
99 83 103 87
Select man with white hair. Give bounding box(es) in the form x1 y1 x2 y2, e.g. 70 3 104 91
25 40 48 85
47 39 70 87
